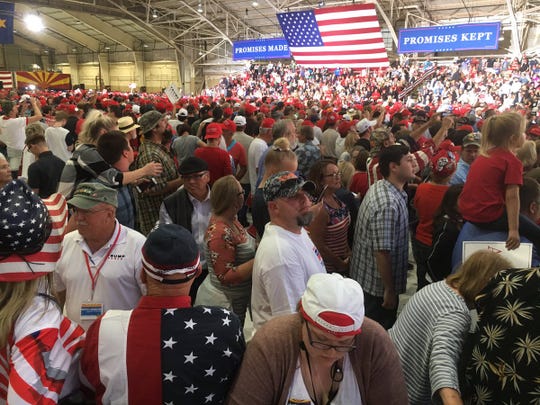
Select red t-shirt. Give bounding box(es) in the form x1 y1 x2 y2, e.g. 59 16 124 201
194 146 233 185
349 172 369 199
227 141 247 169
459 148 523 223
414 183 449 245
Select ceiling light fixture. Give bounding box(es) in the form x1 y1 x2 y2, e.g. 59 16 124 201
252 1 259 6
152 10 158 18
197 3 203 12
24 14 44 33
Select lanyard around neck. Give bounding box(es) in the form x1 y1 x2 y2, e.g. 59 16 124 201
84 225 122 299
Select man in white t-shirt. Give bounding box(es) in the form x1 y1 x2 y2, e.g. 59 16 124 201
251 171 326 331
45 110 73 162
55 182 146 330
0 97 42 177
247 118 274 195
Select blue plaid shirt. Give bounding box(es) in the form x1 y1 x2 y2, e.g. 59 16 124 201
350 179 409 297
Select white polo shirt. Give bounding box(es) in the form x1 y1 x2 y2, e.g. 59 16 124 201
54 221 146 330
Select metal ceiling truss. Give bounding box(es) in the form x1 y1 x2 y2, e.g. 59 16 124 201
6 0 540 72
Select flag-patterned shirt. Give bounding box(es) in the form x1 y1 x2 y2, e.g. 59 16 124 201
0 295 85 404
81 296 245 405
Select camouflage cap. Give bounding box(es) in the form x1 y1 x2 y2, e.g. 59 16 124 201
263 171 316 202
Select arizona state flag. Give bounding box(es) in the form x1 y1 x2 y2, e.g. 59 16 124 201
0 2 14 44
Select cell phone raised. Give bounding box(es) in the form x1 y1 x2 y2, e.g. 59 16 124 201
135 177 158 193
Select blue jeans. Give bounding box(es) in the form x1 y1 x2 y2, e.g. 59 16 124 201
472 212 540 250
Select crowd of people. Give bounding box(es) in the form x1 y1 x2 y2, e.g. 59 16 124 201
1 54 540 404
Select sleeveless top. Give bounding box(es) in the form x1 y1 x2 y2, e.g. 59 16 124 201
323 197 350 273
286 354 362 405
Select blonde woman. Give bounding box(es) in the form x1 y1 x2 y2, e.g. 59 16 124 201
516 139 537 173
196 175 256 325
338 131 361 162
0 180 85 404
252 137 298 238
58 112 162 197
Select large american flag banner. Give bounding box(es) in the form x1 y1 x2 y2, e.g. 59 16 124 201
277 3 389 68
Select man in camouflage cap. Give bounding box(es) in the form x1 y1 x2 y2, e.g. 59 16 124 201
251 171 325 331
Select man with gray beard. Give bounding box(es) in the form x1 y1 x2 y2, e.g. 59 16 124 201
250 171 326 331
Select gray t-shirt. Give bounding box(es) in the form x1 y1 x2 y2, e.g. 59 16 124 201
171 135 200 165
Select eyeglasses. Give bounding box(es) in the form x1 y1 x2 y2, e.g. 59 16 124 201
305 322 356 352
181 172 207 181
323 172 341 179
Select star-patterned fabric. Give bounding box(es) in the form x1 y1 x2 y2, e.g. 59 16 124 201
81 295 245 405
0 180 68 282
461 267 540 404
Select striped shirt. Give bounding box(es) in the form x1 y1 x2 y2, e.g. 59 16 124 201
0 190 67 282
350 179 409 296
57 144 123 197
0 295 85 404
388 281 470 404
323 199 350 273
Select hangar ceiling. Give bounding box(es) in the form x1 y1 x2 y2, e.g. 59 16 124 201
8 0 540 66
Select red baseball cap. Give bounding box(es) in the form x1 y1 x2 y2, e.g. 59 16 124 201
326 112 340 124
261 118 275 129
205 123 222 139
221 119 236 133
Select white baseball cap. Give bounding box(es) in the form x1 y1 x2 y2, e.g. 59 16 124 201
300 273 364 336
355 118 377 134
233 115 247 126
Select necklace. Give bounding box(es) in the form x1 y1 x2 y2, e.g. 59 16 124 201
302 349 343 405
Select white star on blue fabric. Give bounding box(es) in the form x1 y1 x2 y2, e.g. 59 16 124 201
205 333 217 345
184 351 198 364
204 365 216 376
164 308 176 316
185 318 197 329
185 384 198 394
223 347 232 357
163 371 176 382
163 337 177 349
205 393 215 403
202 307 212 314
222 316 231 326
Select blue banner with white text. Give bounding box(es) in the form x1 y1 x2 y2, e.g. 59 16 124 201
0 2 13 44
398 23 500 54
233 38 290 60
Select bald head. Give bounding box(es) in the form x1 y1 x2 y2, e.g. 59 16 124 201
0 153 12 188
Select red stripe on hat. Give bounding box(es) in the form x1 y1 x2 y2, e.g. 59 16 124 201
300 303 361 337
